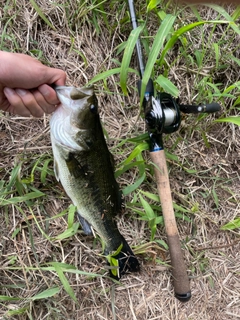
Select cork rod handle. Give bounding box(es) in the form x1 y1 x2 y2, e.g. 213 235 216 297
150 150 191 301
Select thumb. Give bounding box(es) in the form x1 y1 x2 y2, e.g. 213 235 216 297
45 67 66 86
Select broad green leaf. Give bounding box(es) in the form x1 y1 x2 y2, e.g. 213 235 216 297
40 158 53 184
122 173 146 195
67 204 77 229
147 0 161 12
30 0 56 30
106 243 123 278
214 116 240 126
155 75 179 97
122 142 149 165
233 96 240 108
115 161 145 178
221 218 240 230
165 150 179 162
173 203 189 214
140 190 160 202
54 222 79 240
6 163 22 191
139 194 155 220
120 25 144 95
126 132 149 143
155 239 169 250
140 14 176 104
31 287 60 300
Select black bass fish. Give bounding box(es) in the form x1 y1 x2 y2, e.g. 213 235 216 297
50 86 140 279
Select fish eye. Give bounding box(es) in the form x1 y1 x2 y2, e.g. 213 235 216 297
90 104 98 114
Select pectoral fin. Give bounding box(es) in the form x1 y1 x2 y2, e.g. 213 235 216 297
66 152 86 179
77 211 93 236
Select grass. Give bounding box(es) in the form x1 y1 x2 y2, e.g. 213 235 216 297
0 1 240 319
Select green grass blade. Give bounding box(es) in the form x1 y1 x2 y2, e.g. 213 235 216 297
140 14 176 103
213 43 220 69
6 307 29 317
122 173 146 195
51 262 78 303
159 20 228 68
88 68 121 85
139 194 155 220
67 204 76 228
121 142 149 165
155 75 179 97
0 295 20 301
233 96 240 108
40 158 53 184
29 0 56 30
205 4 240 34
6 163 22 191
214 116 240 126
115 161 144 178
0 191 45 206
54 222 79 241
120 25 144 95
221 217 240 230
31 287 60 301
88 67 138 85
232 6 240 20
147 0 161 12
140 190 160 202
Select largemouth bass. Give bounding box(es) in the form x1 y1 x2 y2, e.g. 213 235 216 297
50 86 140 279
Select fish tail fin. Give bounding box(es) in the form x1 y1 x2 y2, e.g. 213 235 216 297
107 237 140 279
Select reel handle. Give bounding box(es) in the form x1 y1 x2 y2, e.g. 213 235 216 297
179 102 221 114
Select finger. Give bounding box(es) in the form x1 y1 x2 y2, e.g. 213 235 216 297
44 68 66 87
14 89 44 117
37 84 60 105
32 87 58 114
3 88 31 116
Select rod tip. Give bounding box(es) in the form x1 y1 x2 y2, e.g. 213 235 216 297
175 291 192 302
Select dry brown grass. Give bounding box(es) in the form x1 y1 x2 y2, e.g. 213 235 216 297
0 1 240 319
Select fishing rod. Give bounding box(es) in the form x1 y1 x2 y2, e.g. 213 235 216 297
127 0 220 302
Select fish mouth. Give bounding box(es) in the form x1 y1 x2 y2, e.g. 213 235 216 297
55 86 94 101
50 85 96 150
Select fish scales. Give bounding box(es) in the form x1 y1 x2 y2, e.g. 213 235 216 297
50 86 140 278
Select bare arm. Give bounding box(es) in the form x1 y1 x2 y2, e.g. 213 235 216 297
0 51 66 117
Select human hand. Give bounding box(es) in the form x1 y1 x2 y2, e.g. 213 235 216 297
0 51 66 117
